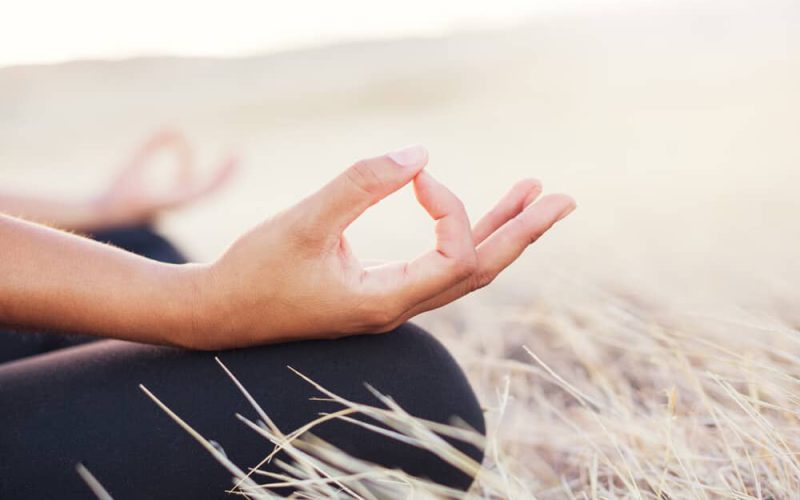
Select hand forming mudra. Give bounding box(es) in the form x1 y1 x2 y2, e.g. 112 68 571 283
185 145 575 349
91 130 239 229
0 130 238 232
0 144 574 350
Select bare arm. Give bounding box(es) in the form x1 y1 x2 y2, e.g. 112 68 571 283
0 130 237 231
0 214 194 344
0 193 119 232
0 146 575 350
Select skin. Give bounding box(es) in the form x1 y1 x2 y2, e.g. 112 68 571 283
0 130 237 231
0 144 575 350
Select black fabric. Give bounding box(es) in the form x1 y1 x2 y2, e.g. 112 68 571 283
0 225 485 498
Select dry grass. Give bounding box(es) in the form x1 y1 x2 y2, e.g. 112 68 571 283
119 282 800 499
454 291 800 499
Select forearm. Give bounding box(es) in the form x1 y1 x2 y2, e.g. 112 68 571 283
0 214 196 346
0 192 115 231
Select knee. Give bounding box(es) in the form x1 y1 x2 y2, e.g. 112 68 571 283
397 323 486 488
159 323 487 493
382 322 486 437
321 323 487 491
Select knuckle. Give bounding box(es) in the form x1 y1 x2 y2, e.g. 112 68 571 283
345 160 385 196
508 216 539 245
274 207 332 252
290 226 321 250
528 227 547 245
509 215 553 246
281 213 325 250
508 215 527 233
471 268 497 290
452 197 467 215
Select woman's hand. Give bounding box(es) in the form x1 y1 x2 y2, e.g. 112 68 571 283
0 131 237 232
184 146 575 349
0 145 573 349
90 130 238 228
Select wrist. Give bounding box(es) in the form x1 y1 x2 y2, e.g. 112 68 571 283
166 258 274 351
152 262 213 349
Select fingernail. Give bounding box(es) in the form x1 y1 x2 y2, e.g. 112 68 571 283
387 145 428 167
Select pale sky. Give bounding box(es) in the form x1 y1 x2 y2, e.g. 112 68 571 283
0 0 665 67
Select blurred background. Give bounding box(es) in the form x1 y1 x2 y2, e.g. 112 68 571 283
1 0 799 318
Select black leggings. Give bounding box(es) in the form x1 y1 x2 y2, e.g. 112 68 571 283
0 226 485 499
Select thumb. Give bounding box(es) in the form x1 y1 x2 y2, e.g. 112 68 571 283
302 145 428 233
